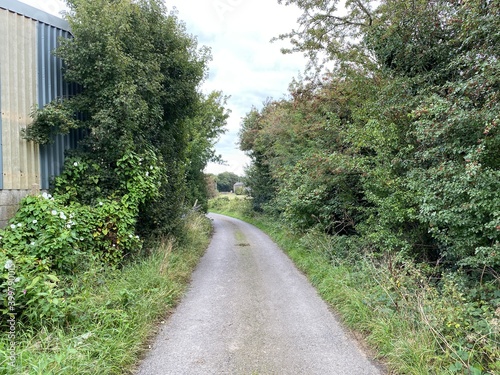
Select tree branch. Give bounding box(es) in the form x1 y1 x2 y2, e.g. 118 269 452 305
352 0 373 26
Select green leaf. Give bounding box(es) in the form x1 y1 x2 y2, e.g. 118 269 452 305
46 274 60 283
26 276 41 290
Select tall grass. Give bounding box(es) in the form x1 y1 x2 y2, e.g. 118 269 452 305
0 212 211 375
209 198 500 375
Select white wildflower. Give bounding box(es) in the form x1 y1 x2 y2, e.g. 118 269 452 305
81 332 92 340
17 223 22 227
73 162 78 167
42 192 49 199
32 219 38 224
150 166 154 170
99 202 103 206
51 210 58 216
10 224 16 229
60 212 67 220
4 260 14 269
14 277 20 283
146 172 149 177
30 241 36 246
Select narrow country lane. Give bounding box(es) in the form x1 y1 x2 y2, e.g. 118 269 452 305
136 213 383 375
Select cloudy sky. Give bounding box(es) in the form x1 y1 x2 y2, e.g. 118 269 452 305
19 0 307 176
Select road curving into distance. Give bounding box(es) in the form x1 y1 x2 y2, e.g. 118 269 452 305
136 213 384 375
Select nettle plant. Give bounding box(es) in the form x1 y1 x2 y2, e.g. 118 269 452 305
0 149 164 324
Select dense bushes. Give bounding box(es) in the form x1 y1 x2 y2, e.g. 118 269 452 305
0 150 161 326
240 0 499 372
0 211 211 374
241 0 499 270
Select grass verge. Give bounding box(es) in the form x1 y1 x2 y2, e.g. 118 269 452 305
0 212 211 375
209 197 500 375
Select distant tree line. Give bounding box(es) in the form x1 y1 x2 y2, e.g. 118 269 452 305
214 171 241 192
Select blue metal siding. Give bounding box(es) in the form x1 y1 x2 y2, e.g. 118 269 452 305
37 22 83 189
0 0 83 190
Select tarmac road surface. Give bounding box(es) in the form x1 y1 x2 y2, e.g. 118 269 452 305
136 213 383 375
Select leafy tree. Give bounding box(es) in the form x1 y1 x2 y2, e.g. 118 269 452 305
204 174 218 199
185 92 229 210
25 0 228 236
275 0 377 72
276 0 458 76
243 159 275 211
239 106 276 211
216 172 241 192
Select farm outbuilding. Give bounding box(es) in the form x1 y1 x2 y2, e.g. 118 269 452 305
0 0 82 226
233 182 246 195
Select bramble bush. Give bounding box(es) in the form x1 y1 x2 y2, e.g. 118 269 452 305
0 150 163 326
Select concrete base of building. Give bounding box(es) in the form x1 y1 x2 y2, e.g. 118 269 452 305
0 185 40 227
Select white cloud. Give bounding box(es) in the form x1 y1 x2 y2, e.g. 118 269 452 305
17 0 68 17
176 1 306 175
17 0 306 176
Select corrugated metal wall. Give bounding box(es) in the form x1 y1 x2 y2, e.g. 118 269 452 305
37 22 82 189
0 2 85 190
0 9 40 189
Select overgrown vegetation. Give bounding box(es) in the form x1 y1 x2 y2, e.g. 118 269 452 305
0 150 163 324
239 0 499 373
2 0 225 319
1 0 225 372
0 211 211 375
25 0 228 236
